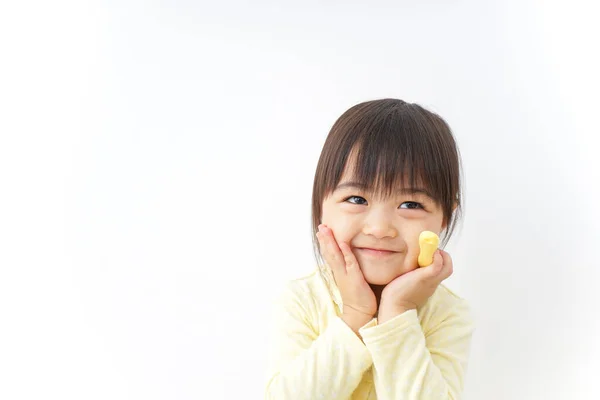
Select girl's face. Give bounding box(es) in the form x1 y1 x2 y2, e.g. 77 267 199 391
321 163 448 285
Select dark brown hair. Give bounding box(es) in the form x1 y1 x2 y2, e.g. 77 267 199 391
311 98 463 263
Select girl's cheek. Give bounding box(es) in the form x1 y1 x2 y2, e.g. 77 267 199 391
333 224 354 244
330 219 360 244
404 226 426 254
340 203 363 213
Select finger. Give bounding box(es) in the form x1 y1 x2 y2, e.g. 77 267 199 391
338 242 366 282
321 226 344 264
421 250 445 280
438 250 454 280
317 225 345 275
316 229 336 266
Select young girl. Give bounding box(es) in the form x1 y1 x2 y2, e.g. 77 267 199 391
265 99 474 399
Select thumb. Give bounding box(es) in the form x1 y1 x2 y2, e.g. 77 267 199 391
424 250 444 278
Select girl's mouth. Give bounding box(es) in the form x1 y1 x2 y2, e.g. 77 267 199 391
356 248 399 257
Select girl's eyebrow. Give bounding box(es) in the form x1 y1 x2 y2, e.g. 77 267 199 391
335 181 434 200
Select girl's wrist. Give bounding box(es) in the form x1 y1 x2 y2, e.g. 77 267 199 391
342 309 373 334
377 304 415 324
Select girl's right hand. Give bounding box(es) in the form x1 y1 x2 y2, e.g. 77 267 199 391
316 224 377 333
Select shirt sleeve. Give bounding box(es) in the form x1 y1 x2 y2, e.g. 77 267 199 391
359 299 474 400
264 281 373 400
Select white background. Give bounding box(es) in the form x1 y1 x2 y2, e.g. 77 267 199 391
1 1 599 399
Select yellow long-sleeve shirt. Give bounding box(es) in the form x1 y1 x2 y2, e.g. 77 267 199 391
265 265 475 399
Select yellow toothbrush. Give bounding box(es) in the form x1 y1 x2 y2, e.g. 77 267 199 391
418 231 440 267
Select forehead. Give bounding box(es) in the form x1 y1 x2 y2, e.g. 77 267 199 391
335 151 434 200
340 153 426 187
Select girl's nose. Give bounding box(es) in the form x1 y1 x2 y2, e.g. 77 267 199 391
362 214 398 239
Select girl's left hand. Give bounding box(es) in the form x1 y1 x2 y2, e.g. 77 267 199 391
378 249 453 324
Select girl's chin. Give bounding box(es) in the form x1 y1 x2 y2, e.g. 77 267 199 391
361 267 412 285
362 272 399 286
365 279 392 286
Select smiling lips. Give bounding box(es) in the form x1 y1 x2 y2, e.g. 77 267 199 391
355 247 399 257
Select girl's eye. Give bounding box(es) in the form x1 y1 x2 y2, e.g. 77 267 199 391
345 196 368 205
344 197 424 210
400 202 424 210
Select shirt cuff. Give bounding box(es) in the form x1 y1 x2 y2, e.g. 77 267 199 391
330 316 373 362
361 318 378 330
359 309 420 344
